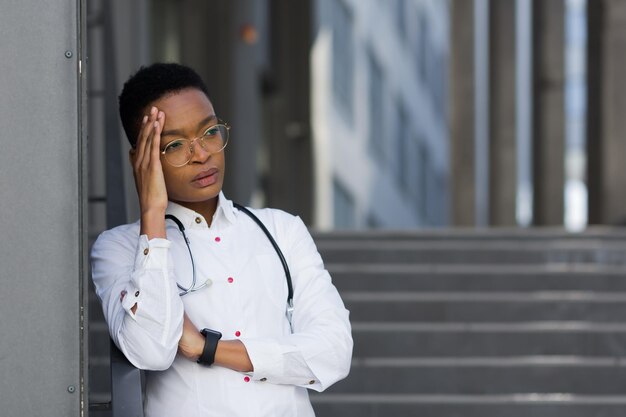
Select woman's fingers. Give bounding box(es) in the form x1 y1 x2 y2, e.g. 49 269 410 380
134 107 158 168
150 111 165 164
138 109 162 170
133 107 169 212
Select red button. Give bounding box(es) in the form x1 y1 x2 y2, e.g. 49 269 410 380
243 376 250 382
228 277 234 283
215 237 221 242
235 331 241 337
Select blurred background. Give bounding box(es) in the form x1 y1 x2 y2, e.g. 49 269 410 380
89 0 626 235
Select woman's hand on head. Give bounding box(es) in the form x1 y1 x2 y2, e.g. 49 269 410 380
131 107 168 238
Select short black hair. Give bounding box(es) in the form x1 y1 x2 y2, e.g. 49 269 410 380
118 63 211 147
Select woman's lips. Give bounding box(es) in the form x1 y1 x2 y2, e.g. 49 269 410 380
191 168 219 187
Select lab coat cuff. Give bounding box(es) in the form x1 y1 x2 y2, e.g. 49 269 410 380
134 235 171 271
239 338 289 381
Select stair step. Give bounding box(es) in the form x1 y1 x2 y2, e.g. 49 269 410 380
311 393 626 405
319 241 626 250
352 322 626 357
323 358 626 394
313 227 626 242
319 243 626 265
329 263 626 292
310 394 626 417
349 355 626 367
344 291 626 322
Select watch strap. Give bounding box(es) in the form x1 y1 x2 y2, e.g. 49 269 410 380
197 328 222 366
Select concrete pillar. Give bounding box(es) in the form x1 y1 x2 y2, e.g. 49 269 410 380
586 0 604 224
474 0 491 226
587 0 626 225
532 0 565 226
488 0 517 226
263 0 314 223
515 0 535 227
451 0 518 227
450 0 476 226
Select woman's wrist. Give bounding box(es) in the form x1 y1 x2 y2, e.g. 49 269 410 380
140 208 167 239
213 339 253 372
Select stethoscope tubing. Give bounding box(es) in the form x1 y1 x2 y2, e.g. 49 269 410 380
165 204 294 326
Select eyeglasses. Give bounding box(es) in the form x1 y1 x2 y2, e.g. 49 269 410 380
161 121 230 167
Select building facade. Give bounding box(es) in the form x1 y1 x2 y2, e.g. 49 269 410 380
311 0 450 229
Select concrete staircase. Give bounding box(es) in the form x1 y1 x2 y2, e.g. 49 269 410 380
309 229 626 417
88 228 626 416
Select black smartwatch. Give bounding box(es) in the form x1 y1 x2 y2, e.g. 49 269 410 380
197 328 222 366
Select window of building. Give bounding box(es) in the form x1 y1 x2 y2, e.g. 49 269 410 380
332 0 354 121
425 157 438 225
417 141 429 220
398 102 411 193
395 0 407 40
407 135 420 204
333 178 356 229
417 11 429 85
435 51 449 124
391 100 402 185
427 51 446 124
368 49 384 158
433 172 448 226
366 213 382 229
392 99 410 192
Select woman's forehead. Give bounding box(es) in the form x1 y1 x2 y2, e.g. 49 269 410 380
149 89 215 131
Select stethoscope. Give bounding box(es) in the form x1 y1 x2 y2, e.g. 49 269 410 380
165 203 294 328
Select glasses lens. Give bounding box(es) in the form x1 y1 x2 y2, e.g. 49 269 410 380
163 139 191 167
201 124 229 152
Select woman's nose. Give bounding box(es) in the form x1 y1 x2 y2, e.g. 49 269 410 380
189 137 210 162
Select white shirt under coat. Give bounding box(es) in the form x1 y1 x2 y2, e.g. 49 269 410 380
90 192 353 417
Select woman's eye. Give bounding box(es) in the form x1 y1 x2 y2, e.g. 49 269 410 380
164 140 185 153
205 126 220 137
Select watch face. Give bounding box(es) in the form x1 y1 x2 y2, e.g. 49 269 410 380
201 328 222 338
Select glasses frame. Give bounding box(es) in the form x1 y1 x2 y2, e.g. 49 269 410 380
160 120 231 167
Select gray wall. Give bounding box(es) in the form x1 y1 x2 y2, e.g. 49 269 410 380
0 1 86 416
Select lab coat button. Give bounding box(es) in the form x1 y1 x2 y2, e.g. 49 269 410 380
244 376 250 382
228 277 234 283
215 236 221 242
260 378 267 382
235 331 241 337
195 217 202 224
308 380 315 385
143 248 149 255
134 291 140 297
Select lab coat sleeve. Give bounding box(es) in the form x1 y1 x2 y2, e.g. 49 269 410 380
240 214 353 391
90 227 184 370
